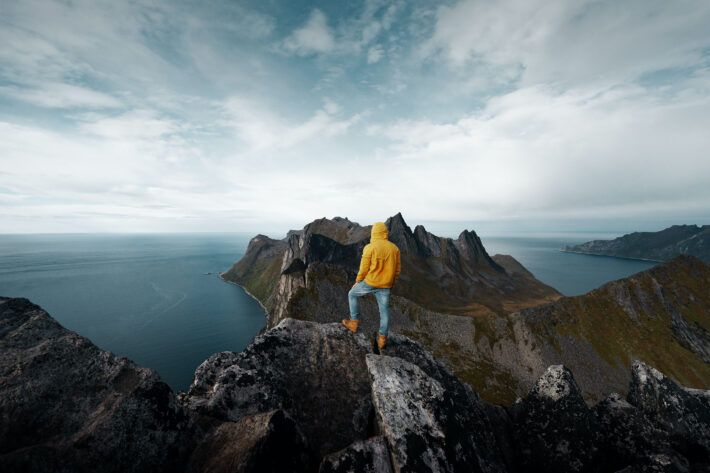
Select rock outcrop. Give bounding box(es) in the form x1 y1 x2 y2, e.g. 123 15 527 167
318 436 392 473
563 224 710 262
222 213 560 325
222 215 710 407
185 409 310 473
508 365 601 472
3 296 710 472
0 297 193 473
183 318 375 461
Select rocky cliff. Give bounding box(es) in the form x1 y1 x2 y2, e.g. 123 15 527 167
221 213 561 325
223 214 710 405
2 297 710 472
563 224 710 262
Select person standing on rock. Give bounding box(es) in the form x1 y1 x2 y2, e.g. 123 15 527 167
342 221 401 349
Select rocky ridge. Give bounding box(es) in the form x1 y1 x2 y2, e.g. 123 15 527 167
222 213 561 326
3 297 710 472
223 214 710 405
563 224 710 262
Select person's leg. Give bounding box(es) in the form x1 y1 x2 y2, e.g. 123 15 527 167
348 281 373 320
344 281 374 333
374 288 391 336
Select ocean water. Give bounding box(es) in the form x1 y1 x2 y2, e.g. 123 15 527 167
0 232 657 392
480 233 657 296
0 233 265 392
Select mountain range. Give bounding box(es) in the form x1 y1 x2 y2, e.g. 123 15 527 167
223 214 710 405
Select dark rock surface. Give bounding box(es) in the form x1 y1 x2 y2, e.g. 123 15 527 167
503 361 710 473
563 224 710 262
318 436 393 473
0 297 192 473
183 318 376 461
185 409 310 473
628 361 710 466
3 295 710 473
592 393 686 472
508 365 601 472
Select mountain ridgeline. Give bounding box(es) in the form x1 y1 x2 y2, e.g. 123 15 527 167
222 213 561 324
3 298 710 473
223 214 710 405
564 224 710 262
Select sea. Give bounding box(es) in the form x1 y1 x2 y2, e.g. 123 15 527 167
0 231 656 392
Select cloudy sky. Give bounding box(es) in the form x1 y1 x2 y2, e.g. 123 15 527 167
1 0 709 234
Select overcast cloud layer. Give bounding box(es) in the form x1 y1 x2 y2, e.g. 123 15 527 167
1 0 709 233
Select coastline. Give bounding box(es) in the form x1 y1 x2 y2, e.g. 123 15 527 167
218 272 268 312
558 249 664 263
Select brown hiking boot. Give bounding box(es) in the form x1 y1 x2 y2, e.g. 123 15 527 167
342 319 359 333
378 334 387 349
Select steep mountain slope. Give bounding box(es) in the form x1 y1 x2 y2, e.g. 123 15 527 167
223 213 710 406
222 213 560 321
470 254 710 404
564 224 710 262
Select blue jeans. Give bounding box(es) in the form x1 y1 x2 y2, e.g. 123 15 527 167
348 281 390 336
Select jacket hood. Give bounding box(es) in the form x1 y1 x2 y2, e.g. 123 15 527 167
371 222 388 241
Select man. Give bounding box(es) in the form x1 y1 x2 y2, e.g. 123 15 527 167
342 221 401 349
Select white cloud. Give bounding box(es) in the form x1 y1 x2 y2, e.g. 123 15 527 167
366 82 710 220
79 110 180 139
1 0 709 232
222 96 359 150
282 9 335 56
422 0 710 87
367 45 384 64
0 83 122 109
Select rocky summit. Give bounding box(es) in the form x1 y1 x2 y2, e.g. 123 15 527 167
222 214 710 406
221 213 561 325
3 296 710 472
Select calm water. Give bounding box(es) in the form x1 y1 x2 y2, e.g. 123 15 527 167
0 232 657 392
0 233 265 392
481 233 657 296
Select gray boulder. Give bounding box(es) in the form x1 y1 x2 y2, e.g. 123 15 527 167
183 318 376 461
366 353 507 473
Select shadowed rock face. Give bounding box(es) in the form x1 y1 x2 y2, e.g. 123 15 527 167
628 361 710 463
185 409 310 473
0 297 193 473
508 365 601 473
183 319 376 461
3 297 710 473
318 436 393 473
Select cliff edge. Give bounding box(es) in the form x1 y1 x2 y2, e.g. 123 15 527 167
2 297 710 472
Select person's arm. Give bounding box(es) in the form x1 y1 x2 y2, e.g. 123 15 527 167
355 245 372 284
393 250 401 286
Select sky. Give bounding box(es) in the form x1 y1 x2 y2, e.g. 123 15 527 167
1 0 709 234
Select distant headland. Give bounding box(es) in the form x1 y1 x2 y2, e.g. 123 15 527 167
562 224 710 262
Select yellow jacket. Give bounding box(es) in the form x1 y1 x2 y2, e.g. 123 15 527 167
356 222 401 288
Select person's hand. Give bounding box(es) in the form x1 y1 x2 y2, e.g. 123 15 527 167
352 283 357 290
